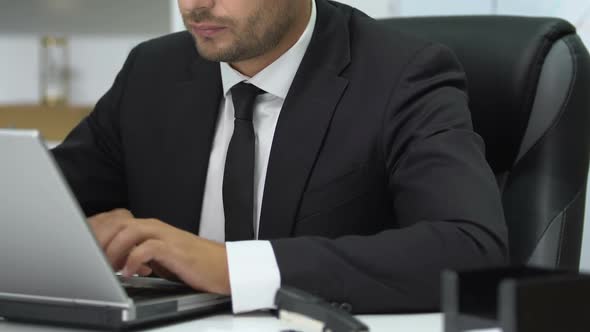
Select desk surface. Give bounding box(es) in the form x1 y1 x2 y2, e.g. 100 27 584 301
0 313 442 331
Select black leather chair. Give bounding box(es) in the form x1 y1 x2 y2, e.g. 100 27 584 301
380 16 590 270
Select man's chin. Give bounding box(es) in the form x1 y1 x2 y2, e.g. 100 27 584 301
195 48 226 62
190 38 224 61
195 44 239 63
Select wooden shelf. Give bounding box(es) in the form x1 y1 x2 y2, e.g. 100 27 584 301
0 105 92 141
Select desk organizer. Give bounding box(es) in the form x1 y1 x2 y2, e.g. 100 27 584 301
442 266 590 332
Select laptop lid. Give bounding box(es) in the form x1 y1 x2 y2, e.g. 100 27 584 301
0 129 130 308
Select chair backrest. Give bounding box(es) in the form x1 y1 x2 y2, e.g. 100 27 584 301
380 16 590 270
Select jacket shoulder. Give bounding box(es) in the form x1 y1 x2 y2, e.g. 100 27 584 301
137 31 196 55
325 0 434 57
350 11 435 62
127 31 201 81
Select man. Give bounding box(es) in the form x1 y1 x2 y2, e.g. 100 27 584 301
53 0 508 314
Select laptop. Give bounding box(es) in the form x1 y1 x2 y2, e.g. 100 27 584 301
0 129 230 330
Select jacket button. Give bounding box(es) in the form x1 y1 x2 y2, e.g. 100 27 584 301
340 302 353 313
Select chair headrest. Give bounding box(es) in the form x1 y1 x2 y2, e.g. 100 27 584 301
379 16 576 172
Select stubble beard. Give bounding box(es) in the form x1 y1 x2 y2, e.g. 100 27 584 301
186 4 297 63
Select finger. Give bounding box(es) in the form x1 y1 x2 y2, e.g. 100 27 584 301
111 208 134 218
88 209 134 250
88 208 132 228
122 239 166 278
88 209 115 223
105 224 151 270
89 219 128 251
137 264 153 277
149 262 179 281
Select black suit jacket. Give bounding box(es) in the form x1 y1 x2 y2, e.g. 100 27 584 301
53 0 508 313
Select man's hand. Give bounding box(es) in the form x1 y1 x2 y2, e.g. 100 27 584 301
88 209 231 295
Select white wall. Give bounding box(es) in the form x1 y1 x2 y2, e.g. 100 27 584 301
399 0 494 16
0 0 170 106
340 0 589 47
0 36 151 105
334 0 399 18
170 0 184 33
4 0 589 104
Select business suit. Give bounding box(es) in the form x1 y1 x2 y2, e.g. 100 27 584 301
53 0 508 313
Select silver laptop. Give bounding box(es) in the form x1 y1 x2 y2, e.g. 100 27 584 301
0 129 230 330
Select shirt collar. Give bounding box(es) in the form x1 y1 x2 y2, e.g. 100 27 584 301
220 0 317 99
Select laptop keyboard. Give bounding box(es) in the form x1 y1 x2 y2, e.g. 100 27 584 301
124 286 196 301
118 276 199 301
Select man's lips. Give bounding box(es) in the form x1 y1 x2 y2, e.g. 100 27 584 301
189 23 227 38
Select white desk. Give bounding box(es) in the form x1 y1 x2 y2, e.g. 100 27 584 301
0 313 442 331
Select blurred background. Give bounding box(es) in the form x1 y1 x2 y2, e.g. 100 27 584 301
1 0 588 106
1 0 590 267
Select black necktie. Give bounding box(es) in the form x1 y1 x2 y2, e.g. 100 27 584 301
223 82 264 241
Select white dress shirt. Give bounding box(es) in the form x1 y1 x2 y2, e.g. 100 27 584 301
198 1 317 313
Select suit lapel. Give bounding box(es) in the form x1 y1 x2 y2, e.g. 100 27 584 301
159 56 222 233
258 0 352 239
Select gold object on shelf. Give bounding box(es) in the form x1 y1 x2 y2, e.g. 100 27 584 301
0 105 91 141
41 95 68 108
41 36 67 47
40 36 69 107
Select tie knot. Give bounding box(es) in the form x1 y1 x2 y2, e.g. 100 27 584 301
231 82 265 121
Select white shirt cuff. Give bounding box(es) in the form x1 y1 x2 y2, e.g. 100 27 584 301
225 240 281 313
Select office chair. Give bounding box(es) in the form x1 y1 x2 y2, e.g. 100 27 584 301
380 16 590 270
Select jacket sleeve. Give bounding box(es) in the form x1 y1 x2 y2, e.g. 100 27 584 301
52 46 140 216
270 43 508 313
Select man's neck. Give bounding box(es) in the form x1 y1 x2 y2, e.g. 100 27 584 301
229 1 312 77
